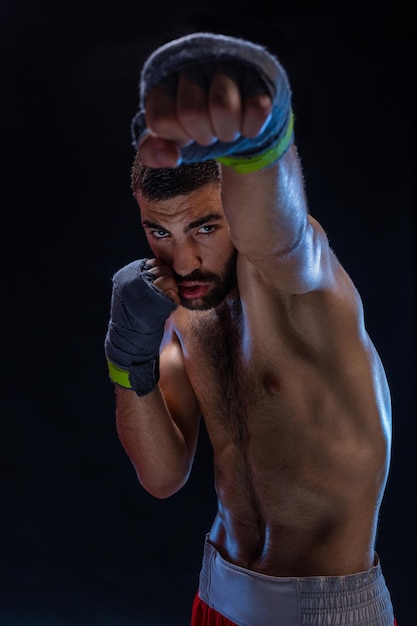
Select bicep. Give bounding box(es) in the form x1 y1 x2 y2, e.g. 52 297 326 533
159 336 201 451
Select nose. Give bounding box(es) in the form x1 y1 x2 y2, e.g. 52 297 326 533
171 240 202 277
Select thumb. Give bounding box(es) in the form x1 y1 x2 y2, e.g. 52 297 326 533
138 134 182 169
152 275 181 307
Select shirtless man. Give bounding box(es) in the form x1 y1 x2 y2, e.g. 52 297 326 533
104 33 395 625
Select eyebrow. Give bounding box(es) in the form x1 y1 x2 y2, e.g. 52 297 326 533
142 213 225 233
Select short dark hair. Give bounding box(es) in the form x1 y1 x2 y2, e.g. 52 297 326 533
131 155 221 201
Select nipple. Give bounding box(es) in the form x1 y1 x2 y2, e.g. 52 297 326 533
263 372 281 394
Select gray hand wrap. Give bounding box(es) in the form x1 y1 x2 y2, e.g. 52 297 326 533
104 259 177 397
131 32 294 172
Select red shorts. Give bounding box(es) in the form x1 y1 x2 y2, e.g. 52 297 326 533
191 592 237 626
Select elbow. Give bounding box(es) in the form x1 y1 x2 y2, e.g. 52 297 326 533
137 470 190 499
145 487 181 500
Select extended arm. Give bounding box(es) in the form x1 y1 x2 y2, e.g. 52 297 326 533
136 33 330 295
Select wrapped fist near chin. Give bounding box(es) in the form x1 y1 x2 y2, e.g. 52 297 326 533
104 259 177 397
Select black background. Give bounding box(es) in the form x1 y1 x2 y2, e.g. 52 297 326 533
1 1 415 624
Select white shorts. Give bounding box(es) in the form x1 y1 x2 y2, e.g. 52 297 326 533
197 535 395 626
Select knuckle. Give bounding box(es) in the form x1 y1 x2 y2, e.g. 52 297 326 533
210 90 240 114
245 94 272 119
178 105 207 128
146 113 176 136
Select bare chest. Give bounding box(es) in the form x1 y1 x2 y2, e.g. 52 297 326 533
173 300 389 575
180 303 266 436
176 300 389 481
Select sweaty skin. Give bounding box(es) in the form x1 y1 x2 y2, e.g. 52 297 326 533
115 67 392 578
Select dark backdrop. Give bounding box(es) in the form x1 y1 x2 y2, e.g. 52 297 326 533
1 1 415 624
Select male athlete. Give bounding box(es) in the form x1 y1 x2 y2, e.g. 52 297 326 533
105 33 396 625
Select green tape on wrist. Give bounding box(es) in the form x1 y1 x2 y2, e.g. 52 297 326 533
107 359 132 389
217 110 294 174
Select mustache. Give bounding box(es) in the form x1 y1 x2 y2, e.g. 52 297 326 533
174 269 219 283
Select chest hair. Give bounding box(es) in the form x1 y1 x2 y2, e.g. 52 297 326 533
184 296 262 444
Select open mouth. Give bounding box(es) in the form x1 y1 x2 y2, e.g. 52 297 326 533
177 283 211 299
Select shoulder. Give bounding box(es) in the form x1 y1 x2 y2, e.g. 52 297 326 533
160 308 212 374
236 218 369 354
159 311 201 418
160 313 184 363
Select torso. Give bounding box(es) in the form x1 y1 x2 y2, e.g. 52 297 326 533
171 265 391 577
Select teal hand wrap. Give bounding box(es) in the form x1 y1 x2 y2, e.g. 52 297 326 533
131 32 294 172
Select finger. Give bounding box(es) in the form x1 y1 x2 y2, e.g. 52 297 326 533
163 287 180 306
241 93 272 138
149 263 173 277
177 72 216 146
146 261 176 279
153 277 180 305
144 258 166 271
143 258 158 269
138 134 181 169
208 70 242 142
145 85 191 145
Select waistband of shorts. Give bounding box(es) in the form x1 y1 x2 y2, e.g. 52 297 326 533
198 535 394 626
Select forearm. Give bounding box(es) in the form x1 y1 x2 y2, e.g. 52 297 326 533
115 385 195 498
221 144 309 259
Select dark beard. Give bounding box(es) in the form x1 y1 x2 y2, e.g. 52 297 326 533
177 250 237 311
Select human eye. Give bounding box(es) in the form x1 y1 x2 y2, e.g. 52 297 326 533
151 229 170 239
197 224 216 235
